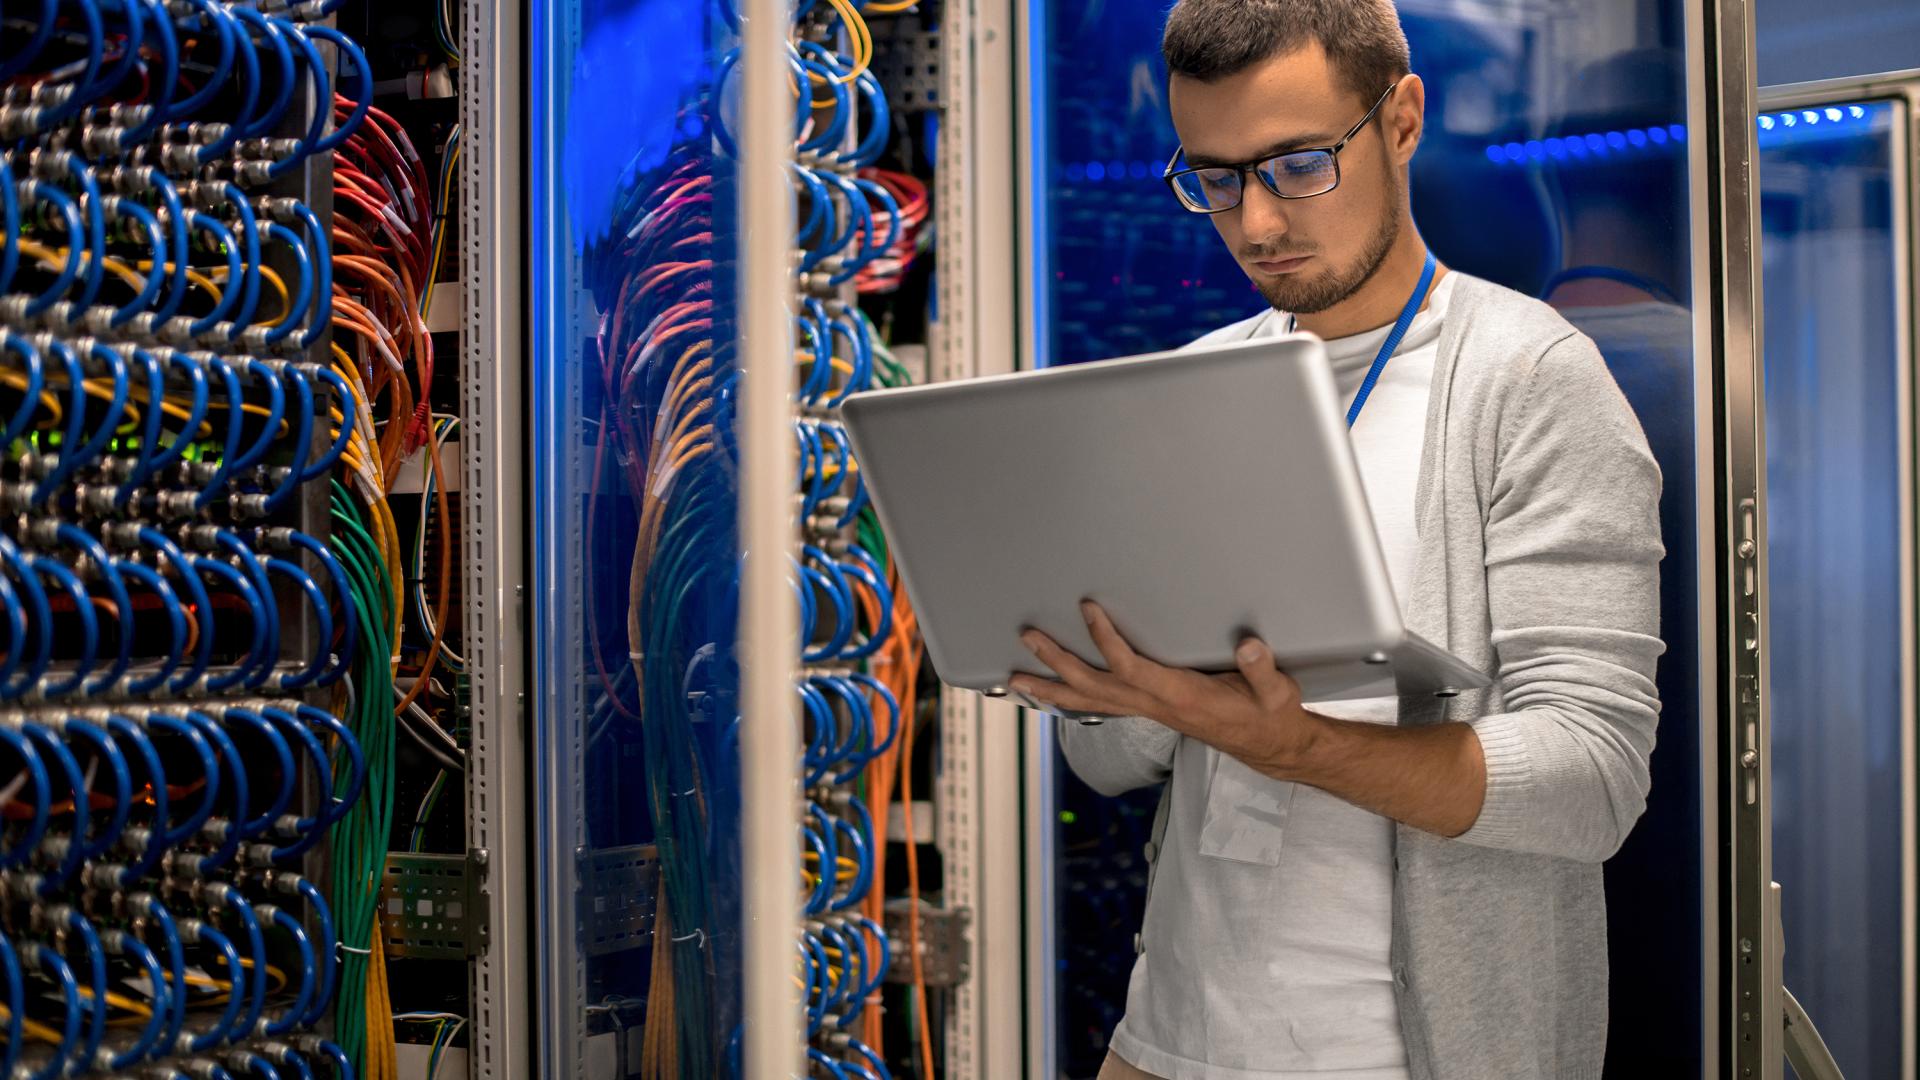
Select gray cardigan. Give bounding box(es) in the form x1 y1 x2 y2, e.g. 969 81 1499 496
1059 273 1665 1079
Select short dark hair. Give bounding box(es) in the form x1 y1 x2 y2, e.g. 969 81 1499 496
1162 0 1411 104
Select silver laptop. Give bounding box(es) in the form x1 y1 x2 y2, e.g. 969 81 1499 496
838 334 1489 716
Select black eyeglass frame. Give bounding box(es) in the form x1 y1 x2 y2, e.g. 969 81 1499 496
1161 77 1406 214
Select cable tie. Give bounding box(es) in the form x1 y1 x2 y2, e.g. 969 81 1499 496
336 942 374 958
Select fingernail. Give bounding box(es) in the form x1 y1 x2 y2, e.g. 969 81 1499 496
1021 631 1041 649
1238 641 1263 663
1080 600 1097 619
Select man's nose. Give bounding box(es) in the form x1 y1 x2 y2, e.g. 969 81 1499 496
1236 179 1294 248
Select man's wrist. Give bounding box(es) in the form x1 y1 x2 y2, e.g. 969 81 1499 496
1259 707 1341 781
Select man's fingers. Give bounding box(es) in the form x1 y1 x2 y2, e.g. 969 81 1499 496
1009 675 1129 717
1235 637 1300 712
1082 601 1191 705
1022 628 1150 709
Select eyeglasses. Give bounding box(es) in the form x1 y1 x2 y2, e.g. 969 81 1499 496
1162 78 1405 214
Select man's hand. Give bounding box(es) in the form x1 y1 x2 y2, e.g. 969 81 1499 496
1012 600 1488 837
1010 600 1328 778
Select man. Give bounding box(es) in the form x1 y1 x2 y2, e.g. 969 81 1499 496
1014 2 1666 1078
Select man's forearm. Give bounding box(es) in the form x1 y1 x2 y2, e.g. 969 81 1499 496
1268 715 1488 837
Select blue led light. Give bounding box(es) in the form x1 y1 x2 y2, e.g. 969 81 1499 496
1782 112 1797 127
1066 161 1086 182
1850 105 1866 119
1669 123 1686 141
1524 139 1543 159
1802 110 1820 124
1504 141 1524 160
1546 137 1567 159
1128 160 1150 179
1627 129 1648 148
1484 145 1504 164
1585 133 1607 154
1605 130 1628 150
1824 107 1842 122
1107 160 1126 182
1084 161 1104 181
1484 101 1877 168
1758 114 1775 130
1649 125 1670 144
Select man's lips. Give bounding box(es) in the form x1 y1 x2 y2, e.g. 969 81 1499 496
1249 254 1312 274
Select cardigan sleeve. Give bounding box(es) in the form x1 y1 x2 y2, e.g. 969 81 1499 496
1454 332 1666 863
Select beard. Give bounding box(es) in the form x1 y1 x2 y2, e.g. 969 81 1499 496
1245 174 1402 315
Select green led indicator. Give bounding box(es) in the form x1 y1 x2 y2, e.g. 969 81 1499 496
1059 811 1077 825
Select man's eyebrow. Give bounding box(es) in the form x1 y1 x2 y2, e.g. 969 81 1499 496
1183 133 1341 168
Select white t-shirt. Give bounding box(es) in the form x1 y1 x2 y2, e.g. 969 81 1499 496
1109 272 1452 1080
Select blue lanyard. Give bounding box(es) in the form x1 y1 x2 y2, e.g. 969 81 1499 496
1283 249 1439 428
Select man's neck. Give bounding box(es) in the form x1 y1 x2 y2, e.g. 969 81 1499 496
1292 222 1444 340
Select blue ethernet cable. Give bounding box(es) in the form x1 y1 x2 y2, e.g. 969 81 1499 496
830 805 874 910
287 877 338 1025
0 722 48 864
809 1047 853 1080
138 528 214 692
0 160 15 291
188 18 261 165
61 907 108 1072
195 355 248 506
137 170 191 321
0 550 22 692
17 181 84 315
168 0 237 120
29 943 82 1080
284 529 356 683
304 366 356 481
118 347 169 503
302 25 373 156
216 885 270 1039
0 334 42 447
266 557 331 688
146 712 220 849
0 0 56 79
835 548 892 660
21 722 90 887
82 0 145 110
226 362 288 477
34 0 99 127
217 185 265 335
312 1039 354 1079
104 196 166 325
291 201 333 348
264 365 316 511
55 522 136 693
219 706 297 838
244 1052 286 1080
61 716 129 865
295 705 365 828
265 909 317 1036
849 1042 893 1080
852 914 890 994
258 704 332 858
0 538 52 697
801 546 856 660
182 918 246 1050
185 214 245 336
227 7 297 142
116 561 189 692
117 0 179 146
104 713 169 881
214 529 280 689
104 925 171 1069
130 350 210 495
263 223 315 346
803 818 834 916
35 342 129 503
129 894 187 1064
194 557 269 693
30 558 99 696
184 709 250 874
43 154 106 310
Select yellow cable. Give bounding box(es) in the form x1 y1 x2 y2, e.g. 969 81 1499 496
0 369 64 425
0 1004 65 1044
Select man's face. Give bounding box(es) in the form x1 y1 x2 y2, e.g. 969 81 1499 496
1168 44 1415 314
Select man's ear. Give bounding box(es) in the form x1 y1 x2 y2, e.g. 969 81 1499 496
1388 74 1426 165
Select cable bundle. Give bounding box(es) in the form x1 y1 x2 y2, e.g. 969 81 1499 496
0 1 378 1076
779 2 929 1078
